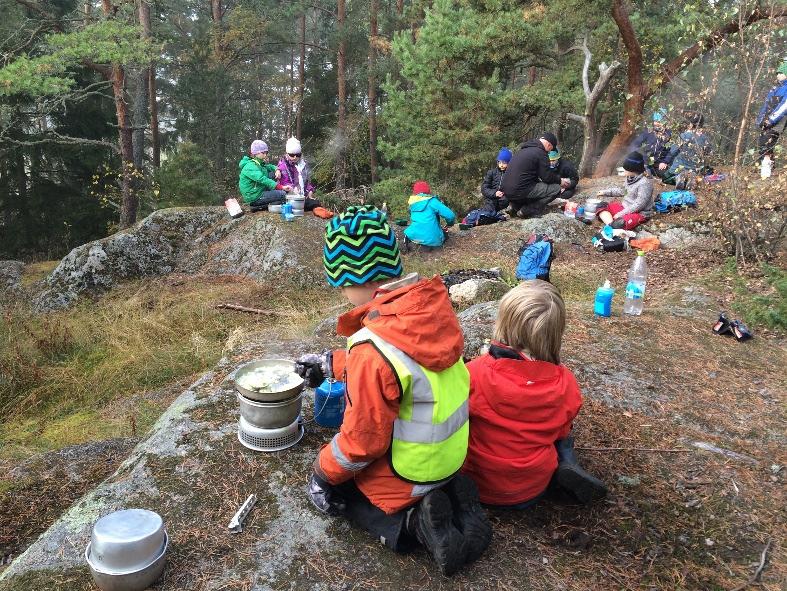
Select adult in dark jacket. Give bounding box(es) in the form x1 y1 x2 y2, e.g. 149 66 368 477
480 148 512 213
548 150 579 200
756 61 787 178
628 110 675 179
500 132 565 218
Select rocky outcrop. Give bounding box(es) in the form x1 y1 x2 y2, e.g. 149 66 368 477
0 260 24 294
449 278 509 306
456 300 499 358
32 208 328 311
514 212 594 244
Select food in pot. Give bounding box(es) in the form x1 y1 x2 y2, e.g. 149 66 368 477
237 366 301 393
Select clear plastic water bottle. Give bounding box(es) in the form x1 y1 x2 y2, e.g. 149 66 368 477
624 251 647 315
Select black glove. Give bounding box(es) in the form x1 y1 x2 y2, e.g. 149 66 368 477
295 351 333 388
307 472 346 515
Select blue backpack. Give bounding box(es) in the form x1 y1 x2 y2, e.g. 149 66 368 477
515 233 554 281
462 208 506 226
654 190 697 213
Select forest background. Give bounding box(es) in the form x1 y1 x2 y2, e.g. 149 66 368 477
0 0 785 261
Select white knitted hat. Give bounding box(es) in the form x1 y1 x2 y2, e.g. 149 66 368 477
285 137 302 154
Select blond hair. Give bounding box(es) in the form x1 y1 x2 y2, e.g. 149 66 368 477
493 280 565 364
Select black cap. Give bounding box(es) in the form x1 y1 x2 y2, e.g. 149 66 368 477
622 151 645 174
540 132 558 148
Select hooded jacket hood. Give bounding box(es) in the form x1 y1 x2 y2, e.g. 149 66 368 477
336 275 464 371
407 194 432 212
239 155 255 171
519 139 545 151
477 356 571 423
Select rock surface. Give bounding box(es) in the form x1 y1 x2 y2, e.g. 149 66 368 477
515 212 594 244
449 278 509 306
0 260 24 293
657 226 703 250
32 208 327 311
457 300 499 358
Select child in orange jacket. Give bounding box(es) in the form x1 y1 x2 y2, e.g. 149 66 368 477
295 205 491 575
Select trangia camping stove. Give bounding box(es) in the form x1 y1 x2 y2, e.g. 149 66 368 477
234 360 306 452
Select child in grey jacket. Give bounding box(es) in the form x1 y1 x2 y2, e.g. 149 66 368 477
596 152 653 230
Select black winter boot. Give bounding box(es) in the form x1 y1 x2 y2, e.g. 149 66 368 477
410 490 466 576
444 475 492 564
554 434 608 504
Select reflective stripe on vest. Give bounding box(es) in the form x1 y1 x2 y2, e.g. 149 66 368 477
347 326 469 484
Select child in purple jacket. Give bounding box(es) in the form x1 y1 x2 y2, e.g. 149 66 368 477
277 137 322 211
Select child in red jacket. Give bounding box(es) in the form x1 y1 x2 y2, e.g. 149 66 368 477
462 280 607 507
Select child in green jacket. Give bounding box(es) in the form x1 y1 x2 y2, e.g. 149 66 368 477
238 140 292 207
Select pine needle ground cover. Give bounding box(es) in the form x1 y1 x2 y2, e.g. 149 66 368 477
0 185 784 589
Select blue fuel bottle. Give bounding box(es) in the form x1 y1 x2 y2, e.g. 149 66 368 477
314 379 346 428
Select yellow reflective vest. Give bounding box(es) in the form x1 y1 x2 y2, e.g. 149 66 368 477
347 327 469 484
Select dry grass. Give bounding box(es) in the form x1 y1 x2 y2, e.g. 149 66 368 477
0 274 342 459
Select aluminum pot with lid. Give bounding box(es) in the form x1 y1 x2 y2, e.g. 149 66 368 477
237 391 303 429
234 359 304 402
85 508 168 591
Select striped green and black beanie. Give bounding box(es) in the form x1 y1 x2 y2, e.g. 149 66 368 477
323 205 403 287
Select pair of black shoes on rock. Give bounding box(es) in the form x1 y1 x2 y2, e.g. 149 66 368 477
712 312 753 341
408 475 492 576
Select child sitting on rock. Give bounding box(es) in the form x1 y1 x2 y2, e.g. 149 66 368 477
237 140 293 209
480 148 512 213
595 151 654 231
548 149 579 200
462 280 607 508
295 205 491 576
403 181 456 250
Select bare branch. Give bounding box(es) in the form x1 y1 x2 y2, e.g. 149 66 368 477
588 60 621 112
566 113 586 124
648 5 787 97
0 133 118 152
579 34 591 98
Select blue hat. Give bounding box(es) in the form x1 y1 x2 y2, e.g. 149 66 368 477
652 109 667 123
497 147 512 163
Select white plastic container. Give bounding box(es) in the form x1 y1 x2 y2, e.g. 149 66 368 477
623 251 648 315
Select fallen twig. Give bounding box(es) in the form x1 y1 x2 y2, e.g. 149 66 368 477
730 538 772 591
215 303 279 315
576 446 690 453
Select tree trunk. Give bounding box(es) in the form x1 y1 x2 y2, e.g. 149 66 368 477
140 0 159 168
149 68 160 168
396 0 403 16
102 0 137 228
566 34 621 177
113 64 137 228
211 0 226 181
131 0 150 172
335 0 347 190
287 47 294 136
528 66 537 86
131 72 148 170
297 13 306 139
368 0 379 185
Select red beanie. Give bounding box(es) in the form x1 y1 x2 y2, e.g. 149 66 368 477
412 180 431 195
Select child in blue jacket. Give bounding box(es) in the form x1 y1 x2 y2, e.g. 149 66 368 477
403 181 456 249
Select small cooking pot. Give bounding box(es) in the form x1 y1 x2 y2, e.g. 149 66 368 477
237 391 303 429
234 359 304 402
